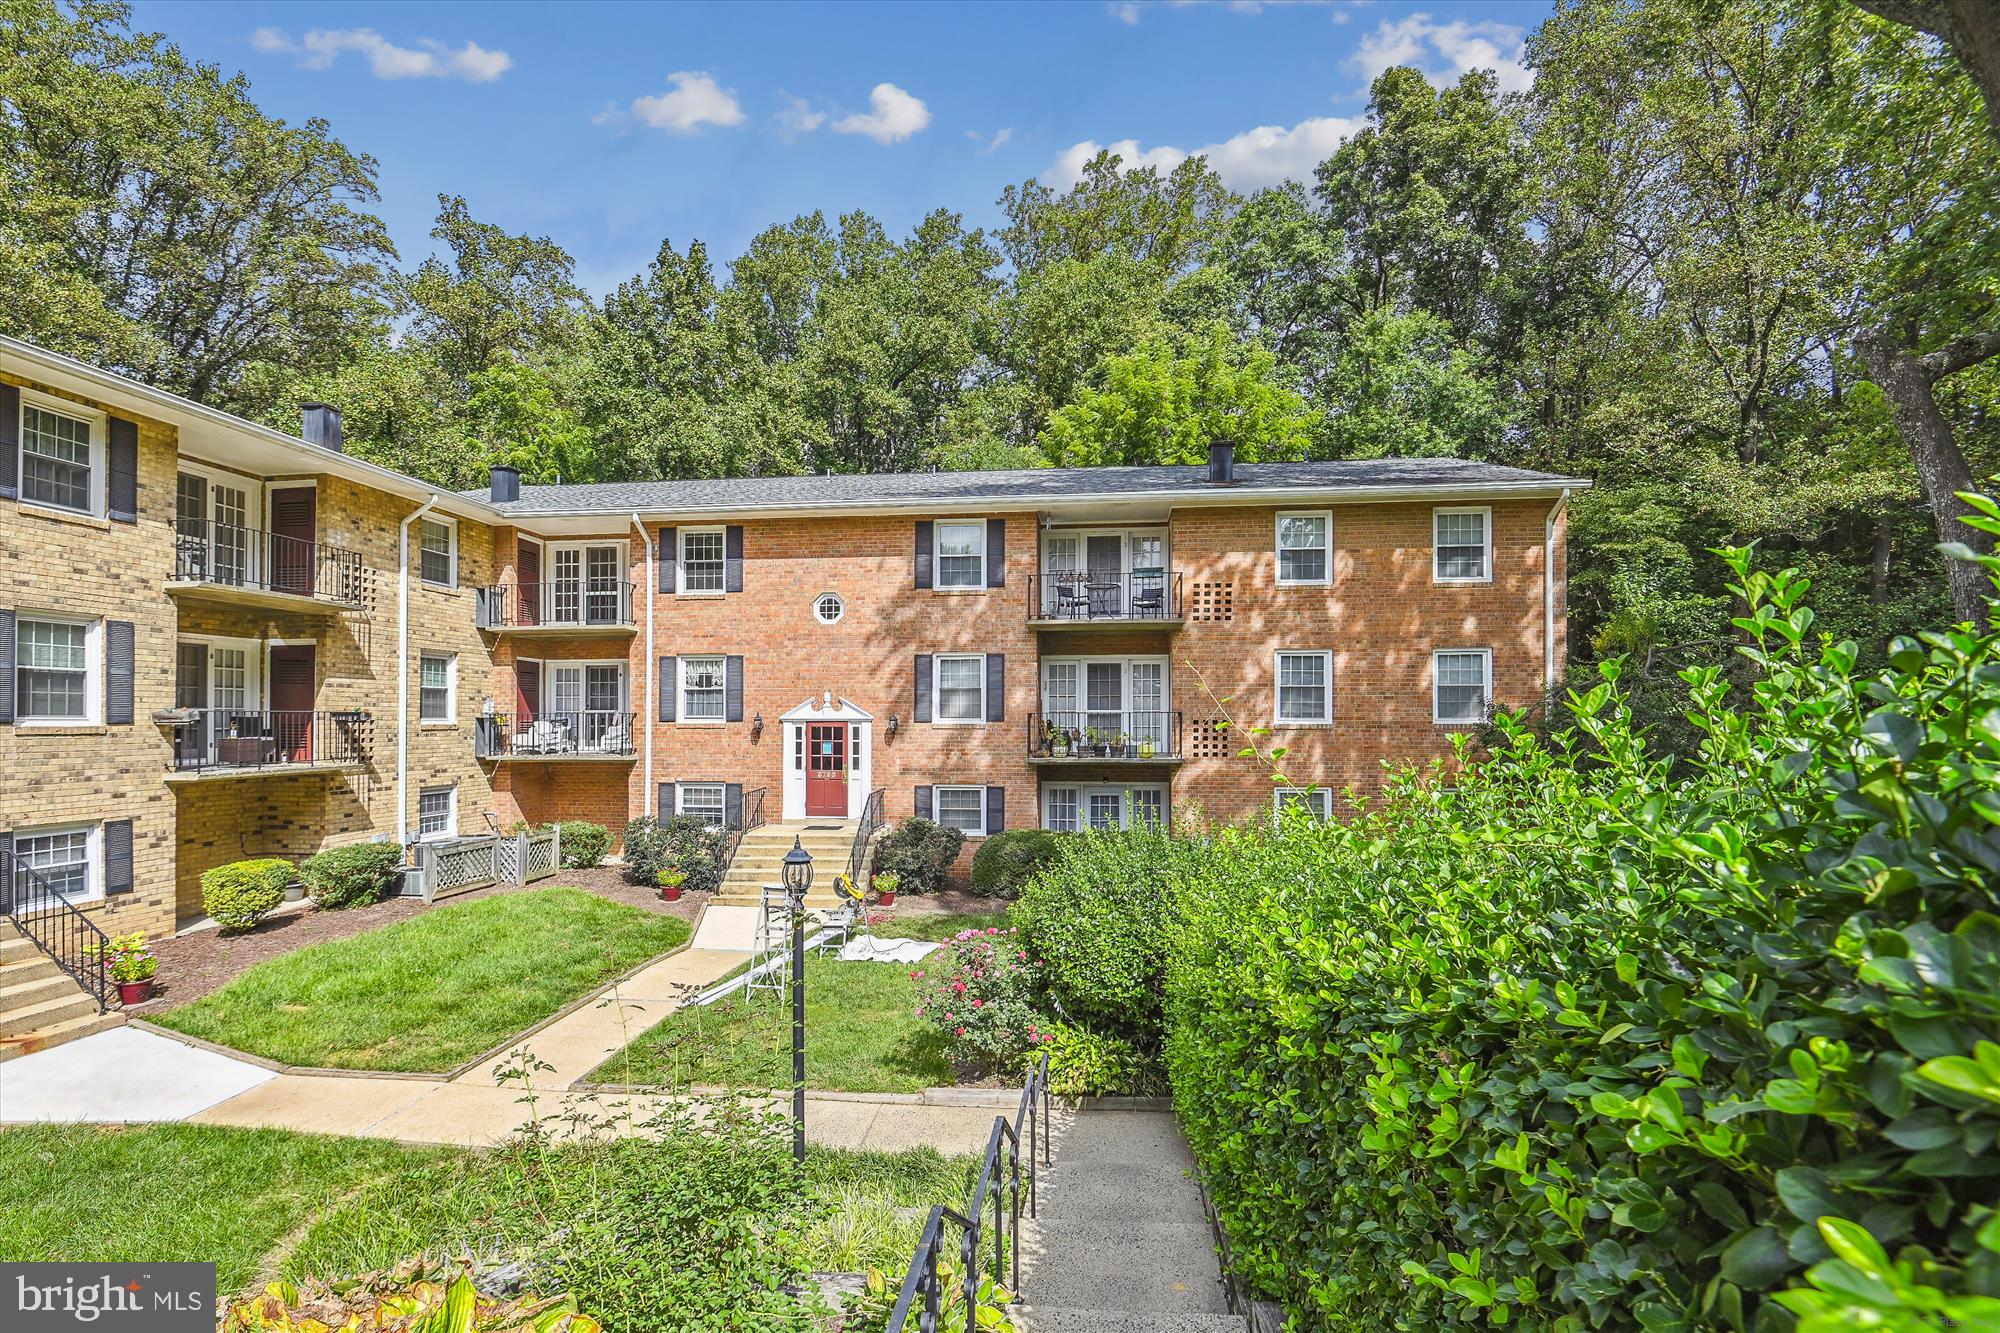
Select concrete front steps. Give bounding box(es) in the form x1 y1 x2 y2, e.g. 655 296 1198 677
715 819 857 908
0 921 121 1064
1015 1109 1245 1333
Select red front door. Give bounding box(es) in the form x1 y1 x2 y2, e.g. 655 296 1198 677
268 645 315 763
805 723 848 817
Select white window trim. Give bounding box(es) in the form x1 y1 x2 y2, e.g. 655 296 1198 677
14 612 103 727
176 633 267 714
11 821 103 904
1273 649 1333 727
1433 505 1493 585
416 785 459 842
1274 787 1333 824
677 526 727 596
1432 648 1494 726
678 782 728 827
932 652 988 726
419 651 457 725
933 520 987 590
813 591 845 625
933 784 988 837
1275 510 1333 588
677 654 727 725
17 388 107 519
1041 783 1167 833
418 515 458 588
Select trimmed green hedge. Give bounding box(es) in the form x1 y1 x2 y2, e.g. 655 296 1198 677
970 829 1066 899
555 820 610 869
874 818 964 895
299 842 403 909
200 858 292 932
1014 825 1179 1040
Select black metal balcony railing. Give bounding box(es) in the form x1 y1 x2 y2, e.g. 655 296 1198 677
173 521 367 605
475 580 637 631
165 708 372 773
1028 710 1183 760
475 711 638 759
1028 570 1182 623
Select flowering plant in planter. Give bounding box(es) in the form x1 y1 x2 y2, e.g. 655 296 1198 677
871 870 900 906
87 932 158 1004
657 867 687 902
910 926 1044 1069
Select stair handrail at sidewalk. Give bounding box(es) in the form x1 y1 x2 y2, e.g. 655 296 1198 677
0 846 110 1014
717 787 767 876
846 787 885 890
887 1050 1052 1332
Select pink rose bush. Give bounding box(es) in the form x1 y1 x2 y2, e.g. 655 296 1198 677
911 926 1043 1068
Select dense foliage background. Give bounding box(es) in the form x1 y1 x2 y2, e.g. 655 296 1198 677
5 0 1998 745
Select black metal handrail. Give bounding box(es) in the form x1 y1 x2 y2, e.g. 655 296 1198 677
1028 570 1181 623
474 579 637 630
888 1051 1052 1332
1028 710 1183 760
1 847 110 1014
474 711 638 758
173 520 368 605
165 708 372 772
848 787 885 890
719 787 767 875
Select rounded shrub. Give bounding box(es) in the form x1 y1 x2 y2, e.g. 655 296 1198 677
1039 1020 1164 1098
1013 823 1180 1041
621 815 724 893
969 829 1065 899
200 858 292 932
298 842 403 909
556 820 611 869
873 817 965 895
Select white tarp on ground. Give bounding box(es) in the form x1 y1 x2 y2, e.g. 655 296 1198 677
838 936 938 964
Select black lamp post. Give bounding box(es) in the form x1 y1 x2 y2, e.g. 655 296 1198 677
781 835 814 1162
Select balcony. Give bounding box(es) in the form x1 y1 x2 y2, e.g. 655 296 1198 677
474 581 637 635
161 708 372 782
168 522 369 613
1028 711 1183 764
1027 571 1183 629
475 711 638 761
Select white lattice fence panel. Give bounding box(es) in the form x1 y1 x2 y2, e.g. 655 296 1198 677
496 838 521 884
524 831 558 881
433 838 499 894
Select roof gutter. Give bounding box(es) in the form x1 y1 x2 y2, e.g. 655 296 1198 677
398 494 442 846
632 512 653 802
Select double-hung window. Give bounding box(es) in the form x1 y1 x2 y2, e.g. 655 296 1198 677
417 786 457 840
934 786 986 836
1433 507 1491 582
1434 649 1492 724
680 529 725 593
420 653 455 723
1275 787 1333 823
935 522 985 588
681 656 726 721
1274 650 1331 725
16 616 95 723
20 401 97 514
12 825 97 902
680 783 726 828
934 654 986 723
419 518 456 586
1276 512 1330 586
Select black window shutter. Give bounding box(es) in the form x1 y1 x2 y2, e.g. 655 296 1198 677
104 819 134 894
107 417 138 522
914 785 933 821
658 528 676 594
0 831 11 912
0 384 17 498
986 786 1005 836
725 655 744 722
914 521 933 589
725 526 744 593
985 653 1005 722
0 608 13 724
657 781 676 822
724 783 743 829
658 656 676 722
913 654 932 723
105 620 134 724
986 518 1005 587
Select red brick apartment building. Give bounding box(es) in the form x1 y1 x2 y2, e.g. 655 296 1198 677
0 332 1583 961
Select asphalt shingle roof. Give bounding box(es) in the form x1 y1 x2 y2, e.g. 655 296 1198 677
466 457 1584 515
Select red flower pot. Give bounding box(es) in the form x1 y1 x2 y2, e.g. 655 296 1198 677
876 890 896 907
661 885 683 902
118 979 154 1006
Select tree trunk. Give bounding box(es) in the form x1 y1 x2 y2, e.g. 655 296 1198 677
1853 323 1995 621
1871 513 1892 604
1851 0 2000 144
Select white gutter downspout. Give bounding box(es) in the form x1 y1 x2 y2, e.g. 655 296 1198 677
1544 487 1572 708
398 494 442 845
633 513 653 801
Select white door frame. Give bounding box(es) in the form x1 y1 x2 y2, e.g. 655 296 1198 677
779 695 874 821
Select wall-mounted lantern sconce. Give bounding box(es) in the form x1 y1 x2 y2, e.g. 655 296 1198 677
751 713 764 740
887 713 900 740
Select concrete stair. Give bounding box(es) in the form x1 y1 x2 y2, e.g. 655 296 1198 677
715 820 858 907
0 921 120 1064
1015 1110 1244 1333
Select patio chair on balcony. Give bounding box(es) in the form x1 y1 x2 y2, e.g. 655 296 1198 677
515 717 569 754
1130 578 1166 618
595 716 632 755
1052 572 1091 620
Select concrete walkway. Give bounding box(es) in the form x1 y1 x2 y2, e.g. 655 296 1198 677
0 925 1001 1155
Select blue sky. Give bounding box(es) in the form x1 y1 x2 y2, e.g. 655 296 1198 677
135 0 1553 295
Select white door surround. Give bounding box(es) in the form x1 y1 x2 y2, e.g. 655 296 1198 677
780 693 874 821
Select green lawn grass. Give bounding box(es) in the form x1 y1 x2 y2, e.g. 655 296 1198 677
873 910 1009 940
152 888 690 1072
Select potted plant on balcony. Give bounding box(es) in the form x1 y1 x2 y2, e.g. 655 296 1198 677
96 932 158 1006
1137 735 1158 760
1045 722 1070 758
1115 730 1135 758
658 867 687 903
872 870 900 907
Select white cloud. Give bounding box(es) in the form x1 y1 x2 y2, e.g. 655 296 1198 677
1051 138 1189 187
1049 112 1362 192
832 83 931 144
1351 12 1532 94
987 127 1015 152
775 93 827 135
598 71 745 133
251 27 511 82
